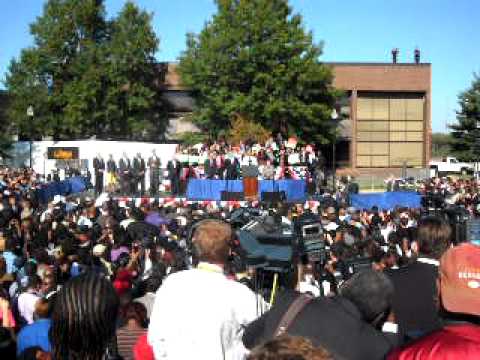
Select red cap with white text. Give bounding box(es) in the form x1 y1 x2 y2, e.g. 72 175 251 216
440 243 480 316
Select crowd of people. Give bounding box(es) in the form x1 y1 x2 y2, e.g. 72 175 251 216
0 165 479 359
175 135 321 179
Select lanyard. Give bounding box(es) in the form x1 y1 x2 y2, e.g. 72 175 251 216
197 262 224 274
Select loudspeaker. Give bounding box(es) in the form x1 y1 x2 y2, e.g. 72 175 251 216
221 191 244 201
261 191 286 203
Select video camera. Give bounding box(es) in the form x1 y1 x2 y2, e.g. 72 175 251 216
301 223 327 265
443 205 471 244
236 214 295 272
229 207 265 229
343 256 374 280
421 192 445 211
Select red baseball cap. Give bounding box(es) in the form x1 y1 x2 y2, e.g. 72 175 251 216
439 243 480 316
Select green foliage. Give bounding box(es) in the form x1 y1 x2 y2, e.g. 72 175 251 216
178 131 208 146
450 74 480 161
431 132 452 158
0 92 13 159
4 0 165 141
228 113 271 144
0 133 13 160
103 2 165 139
178 0 337 144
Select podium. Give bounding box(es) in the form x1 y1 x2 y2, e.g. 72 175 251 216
242 165 259 200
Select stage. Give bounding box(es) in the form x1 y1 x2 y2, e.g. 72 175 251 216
186 179 307 202
37 176 422 212
111 191 421 211
36 176 89 203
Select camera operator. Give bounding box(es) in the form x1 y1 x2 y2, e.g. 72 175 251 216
243 269 398 360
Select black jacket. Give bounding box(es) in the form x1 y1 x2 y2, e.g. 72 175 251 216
204 159 217 179
167 160 181 179
385 259 442 340
225 160 238 180
132 157 146 176
243 290 394 360
107 159 117 172
119 158 131 173
93 157 105 172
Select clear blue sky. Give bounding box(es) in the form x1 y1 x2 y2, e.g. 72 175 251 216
1 0 479 133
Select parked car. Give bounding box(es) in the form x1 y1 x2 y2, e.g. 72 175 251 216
429 157 474 176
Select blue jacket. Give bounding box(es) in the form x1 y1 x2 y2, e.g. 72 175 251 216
17 318 52 356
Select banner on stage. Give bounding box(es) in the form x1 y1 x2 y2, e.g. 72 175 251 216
47 147 80 160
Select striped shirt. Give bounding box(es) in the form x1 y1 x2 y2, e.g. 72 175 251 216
117 326 147 360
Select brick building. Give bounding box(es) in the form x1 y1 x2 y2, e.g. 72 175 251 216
330 62 431 169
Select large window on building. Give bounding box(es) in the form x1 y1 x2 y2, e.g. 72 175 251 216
356 93 424 167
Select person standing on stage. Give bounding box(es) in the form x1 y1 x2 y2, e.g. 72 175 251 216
204 152 217 179
167 157 181 195
132 153 146 196
224 158 238 180
148 150 162 196
106 154 117 193
119 153 131 195
261 159 275 180
93 154 105 195
215 152 225 180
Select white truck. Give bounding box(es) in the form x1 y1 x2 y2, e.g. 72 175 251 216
429 157 474 176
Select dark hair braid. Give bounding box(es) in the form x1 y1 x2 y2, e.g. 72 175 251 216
50 272 119 360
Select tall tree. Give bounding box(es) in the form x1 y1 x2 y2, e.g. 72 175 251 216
178 0 337 144
450 74 480 161
103 1 165 140
0 92 13 160
5 0 107 139
4 0 164 141
431 132 452 158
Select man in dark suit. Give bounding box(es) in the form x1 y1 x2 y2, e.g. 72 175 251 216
118 154 131 195
106 154 117 193
204 153 217 179
167 158 181 195
132 153 146 196
92 154 105 195
385 216 452 342
148 150 161 196
215 152 225 179
224 159 238 180
243 270 398 360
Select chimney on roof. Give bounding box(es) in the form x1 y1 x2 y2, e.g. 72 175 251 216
391 48 399 64
414 48 421 64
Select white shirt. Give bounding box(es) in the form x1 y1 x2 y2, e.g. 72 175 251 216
142 257 153 280
381 225 394 242
241 156 258 166
288 153 300 165
18 291 40 325
77 216 92 228
120 218 135 230
417 257 439 266
134 292 156 319
148 263 261 360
